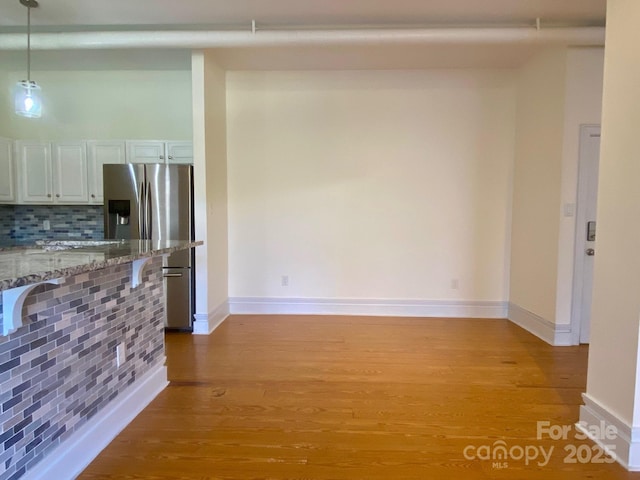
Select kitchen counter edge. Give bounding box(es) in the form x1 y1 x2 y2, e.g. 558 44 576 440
0 240 203 292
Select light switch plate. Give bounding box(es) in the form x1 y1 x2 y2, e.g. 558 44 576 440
563 203 576 217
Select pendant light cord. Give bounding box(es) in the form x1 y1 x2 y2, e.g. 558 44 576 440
27 4 31 82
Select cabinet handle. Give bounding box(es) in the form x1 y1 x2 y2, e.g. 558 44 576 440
159 155 165 160
168 156 173 160
91 194 95 198
56 194 60 198
47 194 51 198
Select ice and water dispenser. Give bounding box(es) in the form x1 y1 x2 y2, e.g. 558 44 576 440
106 200 131 239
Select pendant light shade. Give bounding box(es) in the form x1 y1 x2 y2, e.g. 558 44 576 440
14 80 42 118
15 0 41 119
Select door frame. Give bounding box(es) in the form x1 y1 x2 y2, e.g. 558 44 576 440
570 124 601 345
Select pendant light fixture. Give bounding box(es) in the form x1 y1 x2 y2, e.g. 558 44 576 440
14 0 42 118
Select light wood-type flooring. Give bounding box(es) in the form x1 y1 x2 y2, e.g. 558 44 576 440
79 315 640 479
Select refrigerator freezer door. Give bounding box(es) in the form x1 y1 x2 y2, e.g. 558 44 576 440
103 164 145 240
163 267 192 330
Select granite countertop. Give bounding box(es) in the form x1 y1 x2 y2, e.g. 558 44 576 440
0 239 203 292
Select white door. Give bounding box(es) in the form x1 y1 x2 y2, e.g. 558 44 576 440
572 125 601 344
53 142 89 203
87 141 126 203
16 141 54 203
0 138 15 203
166 142 193 164
126 141 166 164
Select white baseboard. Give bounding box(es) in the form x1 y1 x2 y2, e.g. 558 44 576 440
579 392 640 471
23 361 169 480
228 297 508 318
193 299 230 334
508 302 572 346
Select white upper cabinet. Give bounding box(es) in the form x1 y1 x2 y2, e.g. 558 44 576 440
87 141 126 204
11 138 191 204
127 141 166 164
16 141 89 204
0 138 15 203
127 140 193 164
53 142 89 204
16 141 54 203
166 142 193 164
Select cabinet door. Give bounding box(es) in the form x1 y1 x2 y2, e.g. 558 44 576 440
53 142 89 204
126 141 166 164
16 141 53 203
166 142 193 164
0 138 15 203
87 141 126 204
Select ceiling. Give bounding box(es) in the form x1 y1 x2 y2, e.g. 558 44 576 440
0 0 606 29
0 0 606 70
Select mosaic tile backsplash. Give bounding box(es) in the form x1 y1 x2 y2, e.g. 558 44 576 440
0 205 104 244
0 258 165 480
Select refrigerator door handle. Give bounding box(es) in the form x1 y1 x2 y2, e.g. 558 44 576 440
138 181 146 239
146 182 153 240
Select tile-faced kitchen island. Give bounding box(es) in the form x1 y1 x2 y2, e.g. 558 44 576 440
0 239 201 480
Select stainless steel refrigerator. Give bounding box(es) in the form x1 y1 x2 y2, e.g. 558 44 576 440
103 164 194 331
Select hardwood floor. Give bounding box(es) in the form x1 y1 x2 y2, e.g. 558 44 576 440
79 315 640 479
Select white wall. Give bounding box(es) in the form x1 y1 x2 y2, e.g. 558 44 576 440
202 54 229 315
586 0 640 433
0 69 9 138
556 48 604 330
227 70 516 306
2 69 192 140
509 49 567 323
192 51 229 333
508 47 604 344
